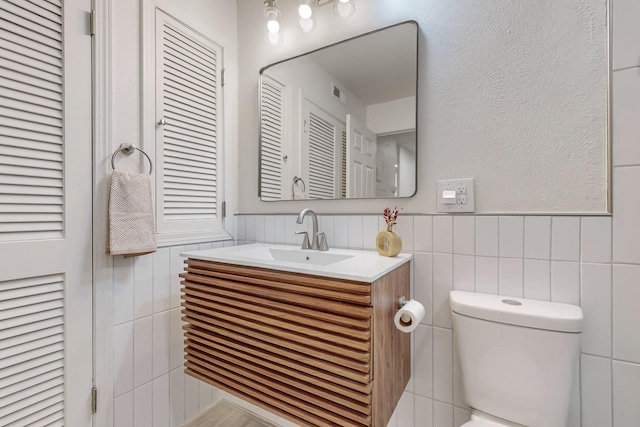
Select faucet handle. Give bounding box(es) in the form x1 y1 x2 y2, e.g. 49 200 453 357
315 232 329 251
295 231 311 249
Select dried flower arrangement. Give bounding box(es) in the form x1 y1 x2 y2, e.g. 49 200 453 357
383 206 399 232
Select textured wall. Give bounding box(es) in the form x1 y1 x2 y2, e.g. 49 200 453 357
236 0 608 213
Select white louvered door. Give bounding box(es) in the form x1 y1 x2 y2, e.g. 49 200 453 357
155 10 224 234
0 0 93 426
302 100 344 199
260 75 284 201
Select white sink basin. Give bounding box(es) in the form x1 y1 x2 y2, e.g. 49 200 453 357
268 248 353 266
181 243 412 282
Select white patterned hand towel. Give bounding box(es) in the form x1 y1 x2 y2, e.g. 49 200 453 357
106 170 157 257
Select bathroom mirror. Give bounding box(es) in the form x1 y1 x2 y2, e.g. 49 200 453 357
258 21 418 201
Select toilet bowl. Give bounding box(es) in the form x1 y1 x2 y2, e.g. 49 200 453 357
450 291 583 427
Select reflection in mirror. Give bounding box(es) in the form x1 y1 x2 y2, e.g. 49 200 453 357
259 21 418 201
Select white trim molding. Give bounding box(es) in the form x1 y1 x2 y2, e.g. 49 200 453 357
92 0 114 425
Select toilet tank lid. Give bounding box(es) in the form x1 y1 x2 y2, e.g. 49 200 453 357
449 291 583 333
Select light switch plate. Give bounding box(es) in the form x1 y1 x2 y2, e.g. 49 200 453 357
437 178 475 213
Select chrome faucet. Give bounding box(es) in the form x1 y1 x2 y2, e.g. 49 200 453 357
295 209 328 251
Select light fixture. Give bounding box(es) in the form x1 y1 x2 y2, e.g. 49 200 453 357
263 0 356 44
264 0 283 45
333 0 355 18
298 0 316 32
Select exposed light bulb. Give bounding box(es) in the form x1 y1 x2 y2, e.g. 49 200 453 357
264 5 282 45
333 0 355 18
298 4 312 19
267 18 280 34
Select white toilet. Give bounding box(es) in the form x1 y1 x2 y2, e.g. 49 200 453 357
450 291 583 427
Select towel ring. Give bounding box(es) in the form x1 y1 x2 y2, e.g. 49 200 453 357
292 176 306 193
111 143 153 175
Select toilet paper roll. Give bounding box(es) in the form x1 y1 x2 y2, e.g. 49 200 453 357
394 299 425 333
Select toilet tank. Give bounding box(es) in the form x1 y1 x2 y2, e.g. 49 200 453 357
450 291 583 427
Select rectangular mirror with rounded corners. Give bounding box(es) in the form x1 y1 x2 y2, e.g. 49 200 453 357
259 21 418 201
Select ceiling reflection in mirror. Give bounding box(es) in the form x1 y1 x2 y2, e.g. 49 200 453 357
259 21 418 201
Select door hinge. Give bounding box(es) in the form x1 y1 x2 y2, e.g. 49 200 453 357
221 68 225 87
90 10 97 36
221 201 226 218
91 387 97 414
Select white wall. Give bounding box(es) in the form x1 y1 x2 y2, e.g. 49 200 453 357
237 0 608 214
105 0 238 426
233 0 640 425
367 97 415 135
100 0 640 426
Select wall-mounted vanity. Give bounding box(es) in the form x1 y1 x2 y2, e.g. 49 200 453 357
180 244 412 426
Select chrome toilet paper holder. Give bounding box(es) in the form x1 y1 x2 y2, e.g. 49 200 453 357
398 296 408 308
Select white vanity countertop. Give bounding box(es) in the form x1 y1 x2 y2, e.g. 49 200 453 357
181 243 412 282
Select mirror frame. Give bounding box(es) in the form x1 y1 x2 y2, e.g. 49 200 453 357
258 20 420 202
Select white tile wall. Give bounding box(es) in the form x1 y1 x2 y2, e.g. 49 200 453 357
109 2 639 425
524 216 551 259
111 241 237 427
612 0 640 70
581 354 612 427
231 200 637 427
612 361 640 426
581 263 612 357
499 216 524 258
475 216 498 257
523 259 551 301
612 166 640 264
612 264 640 363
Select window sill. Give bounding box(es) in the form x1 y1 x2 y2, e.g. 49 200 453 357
156 229 234 248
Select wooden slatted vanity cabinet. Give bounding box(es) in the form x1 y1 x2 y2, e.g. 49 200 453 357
180 247 411 427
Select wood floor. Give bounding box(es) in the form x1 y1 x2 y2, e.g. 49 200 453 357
184 400 282 427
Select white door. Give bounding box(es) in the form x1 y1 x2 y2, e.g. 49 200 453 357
346 114 376 198
301 100 344 199
0 0 93 425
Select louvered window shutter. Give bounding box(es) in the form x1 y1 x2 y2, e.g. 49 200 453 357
155 10 223 234
0 0 64 242
259 76 284 201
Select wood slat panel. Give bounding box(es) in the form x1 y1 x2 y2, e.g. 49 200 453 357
188 263 354 293
186 259 371 295
180 264 371 313
186 347 371 419
182 268 370 305
182 291 370 350
183 281 371 332
183 325 372 393
183 300 369 356
186 361 369 427
182 313 370 384
181 274 371 319
182 309 370 372
184 329 371 405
